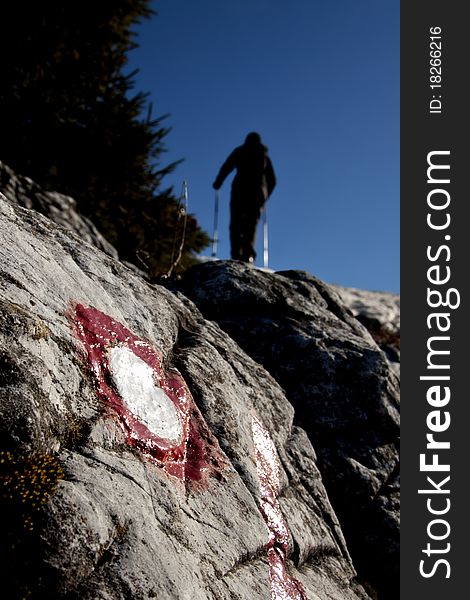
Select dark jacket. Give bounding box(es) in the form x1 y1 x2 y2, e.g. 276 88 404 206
213 134 276 201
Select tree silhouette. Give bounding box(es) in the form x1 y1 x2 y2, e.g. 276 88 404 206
0 0 209 275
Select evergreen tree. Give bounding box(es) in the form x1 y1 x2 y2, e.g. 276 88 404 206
0 1 209 276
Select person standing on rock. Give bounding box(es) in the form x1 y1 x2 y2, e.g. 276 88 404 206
212 132 276 263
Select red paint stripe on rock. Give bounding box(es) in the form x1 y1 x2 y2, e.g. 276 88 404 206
252 413 309 599
71 304 226 485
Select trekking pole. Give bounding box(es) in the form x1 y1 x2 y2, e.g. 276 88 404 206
212 190 219 258
263 205 269 269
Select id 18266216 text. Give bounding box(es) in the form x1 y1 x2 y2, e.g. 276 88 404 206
429 26 442 114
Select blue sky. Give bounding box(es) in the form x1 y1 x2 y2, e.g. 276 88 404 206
127 0 399 293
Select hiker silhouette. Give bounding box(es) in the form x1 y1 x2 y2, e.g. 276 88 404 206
213 132 276 263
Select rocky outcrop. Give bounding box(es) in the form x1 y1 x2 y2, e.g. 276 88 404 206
0 160 118 258
334 286 400 371
0 187 371 598
179 263 400 600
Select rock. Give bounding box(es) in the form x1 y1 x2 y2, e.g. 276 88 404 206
0 190 370 599
0 160 118 259
179 262 400 600
333 286 400 371
332 286 400 335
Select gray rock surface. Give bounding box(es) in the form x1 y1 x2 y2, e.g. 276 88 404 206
0 160 118 258
179 262 400 600
334 285 400 372
0 191 370 599
333 286 400 335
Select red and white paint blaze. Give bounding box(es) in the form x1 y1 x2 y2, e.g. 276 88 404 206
72 304 221 482
252 414 309 600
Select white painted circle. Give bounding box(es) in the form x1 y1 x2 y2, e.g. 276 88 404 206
108 345 183 442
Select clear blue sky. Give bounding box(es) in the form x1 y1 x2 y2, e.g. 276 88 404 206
127 0 399 293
